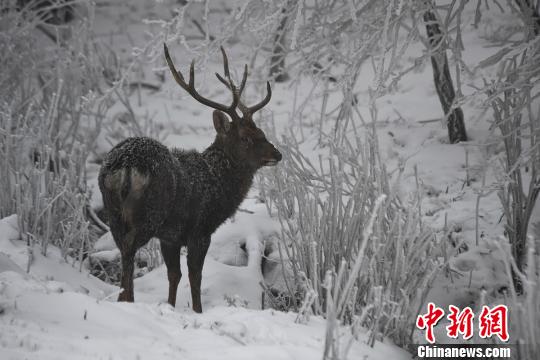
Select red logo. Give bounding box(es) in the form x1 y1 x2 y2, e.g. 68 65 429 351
446 305 474 340
479 305 509 342
417 304 509 343
416 302 445 344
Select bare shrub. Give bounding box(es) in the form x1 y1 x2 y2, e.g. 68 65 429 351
260 117 441 347
494 233 539 359
0 3 112 267
481 31 540 293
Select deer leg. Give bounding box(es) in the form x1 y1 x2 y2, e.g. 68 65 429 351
118 248 136 302
116 229 148 302
160 240 181 307
187 238 210 313
109 222 136 303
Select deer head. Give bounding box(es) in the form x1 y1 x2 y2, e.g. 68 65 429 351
164 44 282 169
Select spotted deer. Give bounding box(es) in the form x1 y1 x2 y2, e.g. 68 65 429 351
98 44 281 313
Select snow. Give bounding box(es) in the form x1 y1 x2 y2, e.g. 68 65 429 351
1 0 537 357
0 215 410 360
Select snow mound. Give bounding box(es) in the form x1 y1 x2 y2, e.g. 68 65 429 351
0 215 410 360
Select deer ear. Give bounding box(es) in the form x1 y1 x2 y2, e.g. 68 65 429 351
213 110 231 135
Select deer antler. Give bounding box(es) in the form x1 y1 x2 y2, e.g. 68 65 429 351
215 47 272 117
164 44 242 116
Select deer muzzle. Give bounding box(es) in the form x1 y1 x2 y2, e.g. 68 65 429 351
263 147 282 166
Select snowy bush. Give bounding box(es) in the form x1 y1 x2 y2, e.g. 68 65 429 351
0 3 113 266
260 118 441 347
480 33 540 293
495 233 539 359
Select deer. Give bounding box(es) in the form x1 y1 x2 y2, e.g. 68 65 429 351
98 44 282 313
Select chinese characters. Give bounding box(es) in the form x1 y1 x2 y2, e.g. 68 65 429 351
417 303 509 343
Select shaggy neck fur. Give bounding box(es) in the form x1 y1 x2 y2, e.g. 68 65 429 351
202 140 256 206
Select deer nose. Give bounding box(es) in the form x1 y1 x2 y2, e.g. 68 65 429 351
274 148 282 161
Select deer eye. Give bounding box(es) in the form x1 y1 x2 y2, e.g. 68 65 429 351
241 137 252 145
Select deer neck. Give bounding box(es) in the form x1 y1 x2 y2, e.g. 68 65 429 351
202 143 256 203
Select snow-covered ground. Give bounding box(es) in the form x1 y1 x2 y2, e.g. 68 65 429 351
0 0 537 358
0 214 410 360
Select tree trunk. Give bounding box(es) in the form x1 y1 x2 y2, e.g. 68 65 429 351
509 210 525 294
423 9 467 144
515 0 540 36
269 0 294 82
506 0 540 295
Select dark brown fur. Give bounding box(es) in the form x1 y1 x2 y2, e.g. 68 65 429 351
99 45 281 313
99 117 281 312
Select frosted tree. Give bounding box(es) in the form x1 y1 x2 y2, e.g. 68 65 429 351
421 1 467 143
475 0 540 294
269 0 296 82
513 0 540 35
